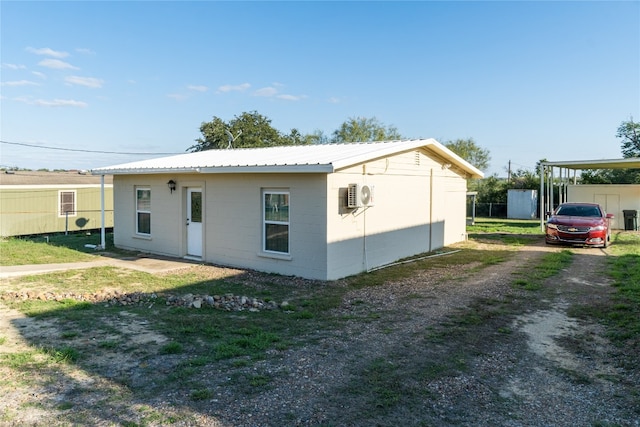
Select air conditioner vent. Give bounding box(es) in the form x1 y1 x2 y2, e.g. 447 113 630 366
347 184 375 208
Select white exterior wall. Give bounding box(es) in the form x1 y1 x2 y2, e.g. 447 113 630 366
113 175 186 256
113 173 329 280
325 150 469 280
567 184 640 230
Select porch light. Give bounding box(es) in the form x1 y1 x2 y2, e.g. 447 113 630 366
167 180 176 193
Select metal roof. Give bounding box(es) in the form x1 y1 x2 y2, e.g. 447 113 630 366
91 139 485 179
542 158 640 170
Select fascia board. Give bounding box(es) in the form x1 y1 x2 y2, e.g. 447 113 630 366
90 167 201 175
196 165 334 174
542 158 640 170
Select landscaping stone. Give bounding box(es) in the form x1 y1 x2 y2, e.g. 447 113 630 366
0 290 285 312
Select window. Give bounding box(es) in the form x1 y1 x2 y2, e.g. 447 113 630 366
263 191 289 254
59 191 76 217
136 188 151 235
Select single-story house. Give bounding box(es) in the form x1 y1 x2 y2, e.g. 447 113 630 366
91 139 483 280
0 170 114 237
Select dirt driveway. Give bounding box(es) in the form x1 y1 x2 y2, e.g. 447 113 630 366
1 240 638 426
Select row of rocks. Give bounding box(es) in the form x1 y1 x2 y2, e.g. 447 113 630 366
0 290 290 312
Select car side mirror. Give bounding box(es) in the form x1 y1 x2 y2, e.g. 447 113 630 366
606 213 614 219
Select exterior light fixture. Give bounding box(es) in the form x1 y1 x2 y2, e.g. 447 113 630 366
167 180 176 193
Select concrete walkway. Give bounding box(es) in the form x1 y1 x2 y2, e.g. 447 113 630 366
0 255 200 279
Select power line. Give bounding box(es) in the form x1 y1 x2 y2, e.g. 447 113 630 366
0 140 183 156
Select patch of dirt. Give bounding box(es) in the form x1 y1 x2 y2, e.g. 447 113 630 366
1 239 638 426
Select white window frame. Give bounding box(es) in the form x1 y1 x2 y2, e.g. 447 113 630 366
58 190 77 217
262 190 290 255
136 187 151 235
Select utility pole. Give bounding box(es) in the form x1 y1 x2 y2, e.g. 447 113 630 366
508 160 511 183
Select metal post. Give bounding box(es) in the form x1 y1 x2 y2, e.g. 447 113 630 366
100 174 106 250
539 163 545 231
471 194 476 225
65 211 69 235
550 167 555 213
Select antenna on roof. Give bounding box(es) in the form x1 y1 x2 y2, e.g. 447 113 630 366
224 129 242 149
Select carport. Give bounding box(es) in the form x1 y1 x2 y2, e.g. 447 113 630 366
539 157 640 230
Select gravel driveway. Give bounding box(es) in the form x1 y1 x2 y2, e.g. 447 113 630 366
1 240 638 426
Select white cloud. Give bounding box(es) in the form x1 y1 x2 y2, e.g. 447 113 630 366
218 83 251 93
328 97 342 104
253 86 278 97
13 96 32 103
75 48 96 55
277 94 306 101
32 71 47 79
2 63 26 70
33 98 88 107
38 59 79 70
252 85 304 101
26 47 69 58
187 85 208 92
65 76 104 88
1 80 40 87
167 93 187 101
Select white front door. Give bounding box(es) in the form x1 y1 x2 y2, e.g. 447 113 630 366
187 188 203 257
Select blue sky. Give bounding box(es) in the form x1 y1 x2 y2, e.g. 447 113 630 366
1 1 638 177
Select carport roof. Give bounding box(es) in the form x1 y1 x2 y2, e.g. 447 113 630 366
542 158 640 170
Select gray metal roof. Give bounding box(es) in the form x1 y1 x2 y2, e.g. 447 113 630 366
91 139 485 178
542 158 640 170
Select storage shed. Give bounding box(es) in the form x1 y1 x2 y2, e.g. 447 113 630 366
92 139 483 280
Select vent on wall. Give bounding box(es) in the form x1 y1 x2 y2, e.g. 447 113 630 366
347 183 375 208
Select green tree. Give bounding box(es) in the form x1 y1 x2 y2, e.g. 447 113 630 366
443 138 491 172
473 175 508 203
331 117 402 143
617 117 640 158
580 119 640 184
189 111 305 151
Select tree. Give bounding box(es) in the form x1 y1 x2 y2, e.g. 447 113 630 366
331 117 402 143
443 138 491 172
581 119 640 184
617 117 640 158
188 111 306 152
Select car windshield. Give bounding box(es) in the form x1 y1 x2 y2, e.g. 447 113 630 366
556 205 601 217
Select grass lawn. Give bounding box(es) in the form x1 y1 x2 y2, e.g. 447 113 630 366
0 232 121 266
0 222 638 425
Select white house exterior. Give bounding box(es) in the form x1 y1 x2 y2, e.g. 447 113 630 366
92 139 483 280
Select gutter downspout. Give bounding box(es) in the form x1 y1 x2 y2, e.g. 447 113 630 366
100 174 106 250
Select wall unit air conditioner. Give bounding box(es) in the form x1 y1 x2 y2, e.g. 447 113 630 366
347 183 375 208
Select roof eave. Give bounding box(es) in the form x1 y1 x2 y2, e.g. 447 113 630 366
91 165 334 175
542 158 640 170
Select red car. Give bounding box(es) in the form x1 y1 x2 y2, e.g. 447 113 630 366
545 202 614 248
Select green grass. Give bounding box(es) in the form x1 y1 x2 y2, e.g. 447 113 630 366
512 250 573 291
1 224 638 423
0 232 135 266
467 218 543 235
0 236 97 266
